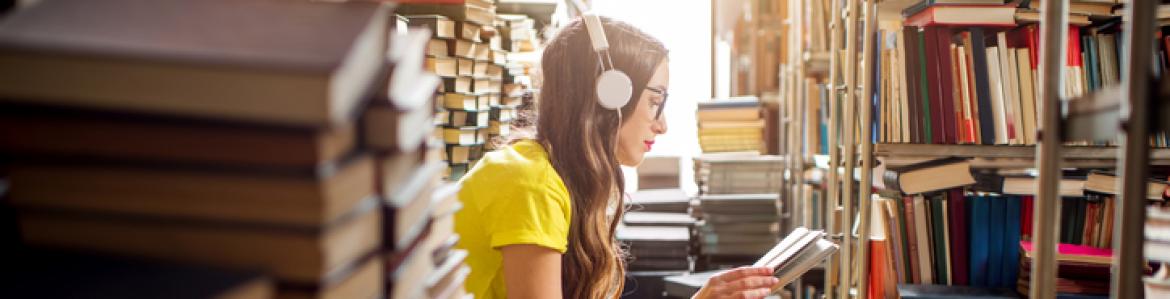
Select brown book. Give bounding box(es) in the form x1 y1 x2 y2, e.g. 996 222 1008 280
457 57 475 76
425 39 449 57
441 93 485 111
279 255 383 299
882 157 975 194
5 251 275 299
406 15 455 39
396 4 495 25
8 155 375 227
17 199 381 284
446 39 477 59
425 56 458 77
440 77 472 94
455 21 483 42
379 156 445 251
447 110 489 127
0 0 389 126
0 105 355 169
362 101 434 153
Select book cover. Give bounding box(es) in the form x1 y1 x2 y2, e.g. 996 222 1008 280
947 188 970 285
1002 195 1022 288
968 194 991 287
905 196 923 284
930 193 949 284
987 195 1006 287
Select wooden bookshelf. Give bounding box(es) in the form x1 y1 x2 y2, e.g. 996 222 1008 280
874 144 1170 163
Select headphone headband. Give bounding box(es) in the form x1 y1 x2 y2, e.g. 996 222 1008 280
563 0 633 111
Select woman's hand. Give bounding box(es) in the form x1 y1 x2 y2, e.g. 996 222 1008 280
692 266 780 299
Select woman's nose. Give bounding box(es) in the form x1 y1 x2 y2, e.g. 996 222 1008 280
653 116 667 134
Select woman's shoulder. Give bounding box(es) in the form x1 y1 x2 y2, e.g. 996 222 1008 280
461 139 565 193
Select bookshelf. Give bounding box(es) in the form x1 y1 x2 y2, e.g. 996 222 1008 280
777 0 1167 298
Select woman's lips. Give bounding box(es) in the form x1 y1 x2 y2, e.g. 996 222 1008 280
643 140 654 151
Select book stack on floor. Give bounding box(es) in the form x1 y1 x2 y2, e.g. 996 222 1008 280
494 13 543 148
696 97 764 153
695 193 782 270
2 250 274 298
694 153 785 195
629 188 693 214
0 0 416 298
496 14 539 52
399 0 501 180
637 155 682 190
871 0 1170 146
1147 204 1170 297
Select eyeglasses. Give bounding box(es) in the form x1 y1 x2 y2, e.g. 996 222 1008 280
646 87 668 120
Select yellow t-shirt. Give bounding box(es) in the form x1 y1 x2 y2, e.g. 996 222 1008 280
454 139 571 299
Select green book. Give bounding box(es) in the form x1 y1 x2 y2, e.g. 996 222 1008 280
930 193 949 285
917 30 933 144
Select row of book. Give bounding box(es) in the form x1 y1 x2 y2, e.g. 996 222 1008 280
399 0 532 181
865 0 1170 146
0 0 473 297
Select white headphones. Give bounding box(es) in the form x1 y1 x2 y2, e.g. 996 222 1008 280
565 0 633 111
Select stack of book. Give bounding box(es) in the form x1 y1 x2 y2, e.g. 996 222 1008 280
696 193 782 269
2 251 274 298
496 14 539 52
1147 205 1170 297
399 0 503 180
696 97 764 153
1016 242 1111 297
628 188 692 214
0 0 414 298
868 0 1170 146
617 225 693 272
694 154 785 195
637 155 682 189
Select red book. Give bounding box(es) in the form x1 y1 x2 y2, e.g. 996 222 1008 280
1022 196 1034 240
1068 26 1083 67
904 5 1018 27
1025 25 1040 70
930 27 959 144
923 27 946 144
903 196 921 284
947 189 970 285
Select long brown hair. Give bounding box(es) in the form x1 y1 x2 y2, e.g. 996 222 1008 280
534 17 667 298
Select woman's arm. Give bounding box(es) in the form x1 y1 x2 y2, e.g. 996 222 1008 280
501 244 562 298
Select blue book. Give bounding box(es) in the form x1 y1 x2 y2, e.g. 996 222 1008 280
987 195 1006 287
968 195 991 287
1001 195 1022 288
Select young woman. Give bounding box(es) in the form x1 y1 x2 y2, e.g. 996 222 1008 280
453 17 780 299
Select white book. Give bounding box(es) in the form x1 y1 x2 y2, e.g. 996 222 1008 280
986 48 1009 145
751 227 838 293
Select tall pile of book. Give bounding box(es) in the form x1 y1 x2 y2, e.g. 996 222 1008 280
696 97 765 153
0 0 448 298
695 193 782 270
694 154 785 195
494 13 543 148
1147 204 1170 297
867 0 1169 146
399 0 503 180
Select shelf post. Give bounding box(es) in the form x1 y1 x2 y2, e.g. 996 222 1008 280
1111 0 1156 296
854 1 877 297
839 0 860 295
825 0 845 296
1032 0 1068 297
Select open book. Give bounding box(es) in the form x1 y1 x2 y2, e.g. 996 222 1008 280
752 227 839 293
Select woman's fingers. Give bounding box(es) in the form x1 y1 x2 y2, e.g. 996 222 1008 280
714 266 774 284
719 288 773 299
727 276 780 291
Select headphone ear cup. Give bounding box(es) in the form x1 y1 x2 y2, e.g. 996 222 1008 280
596 69 633 110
